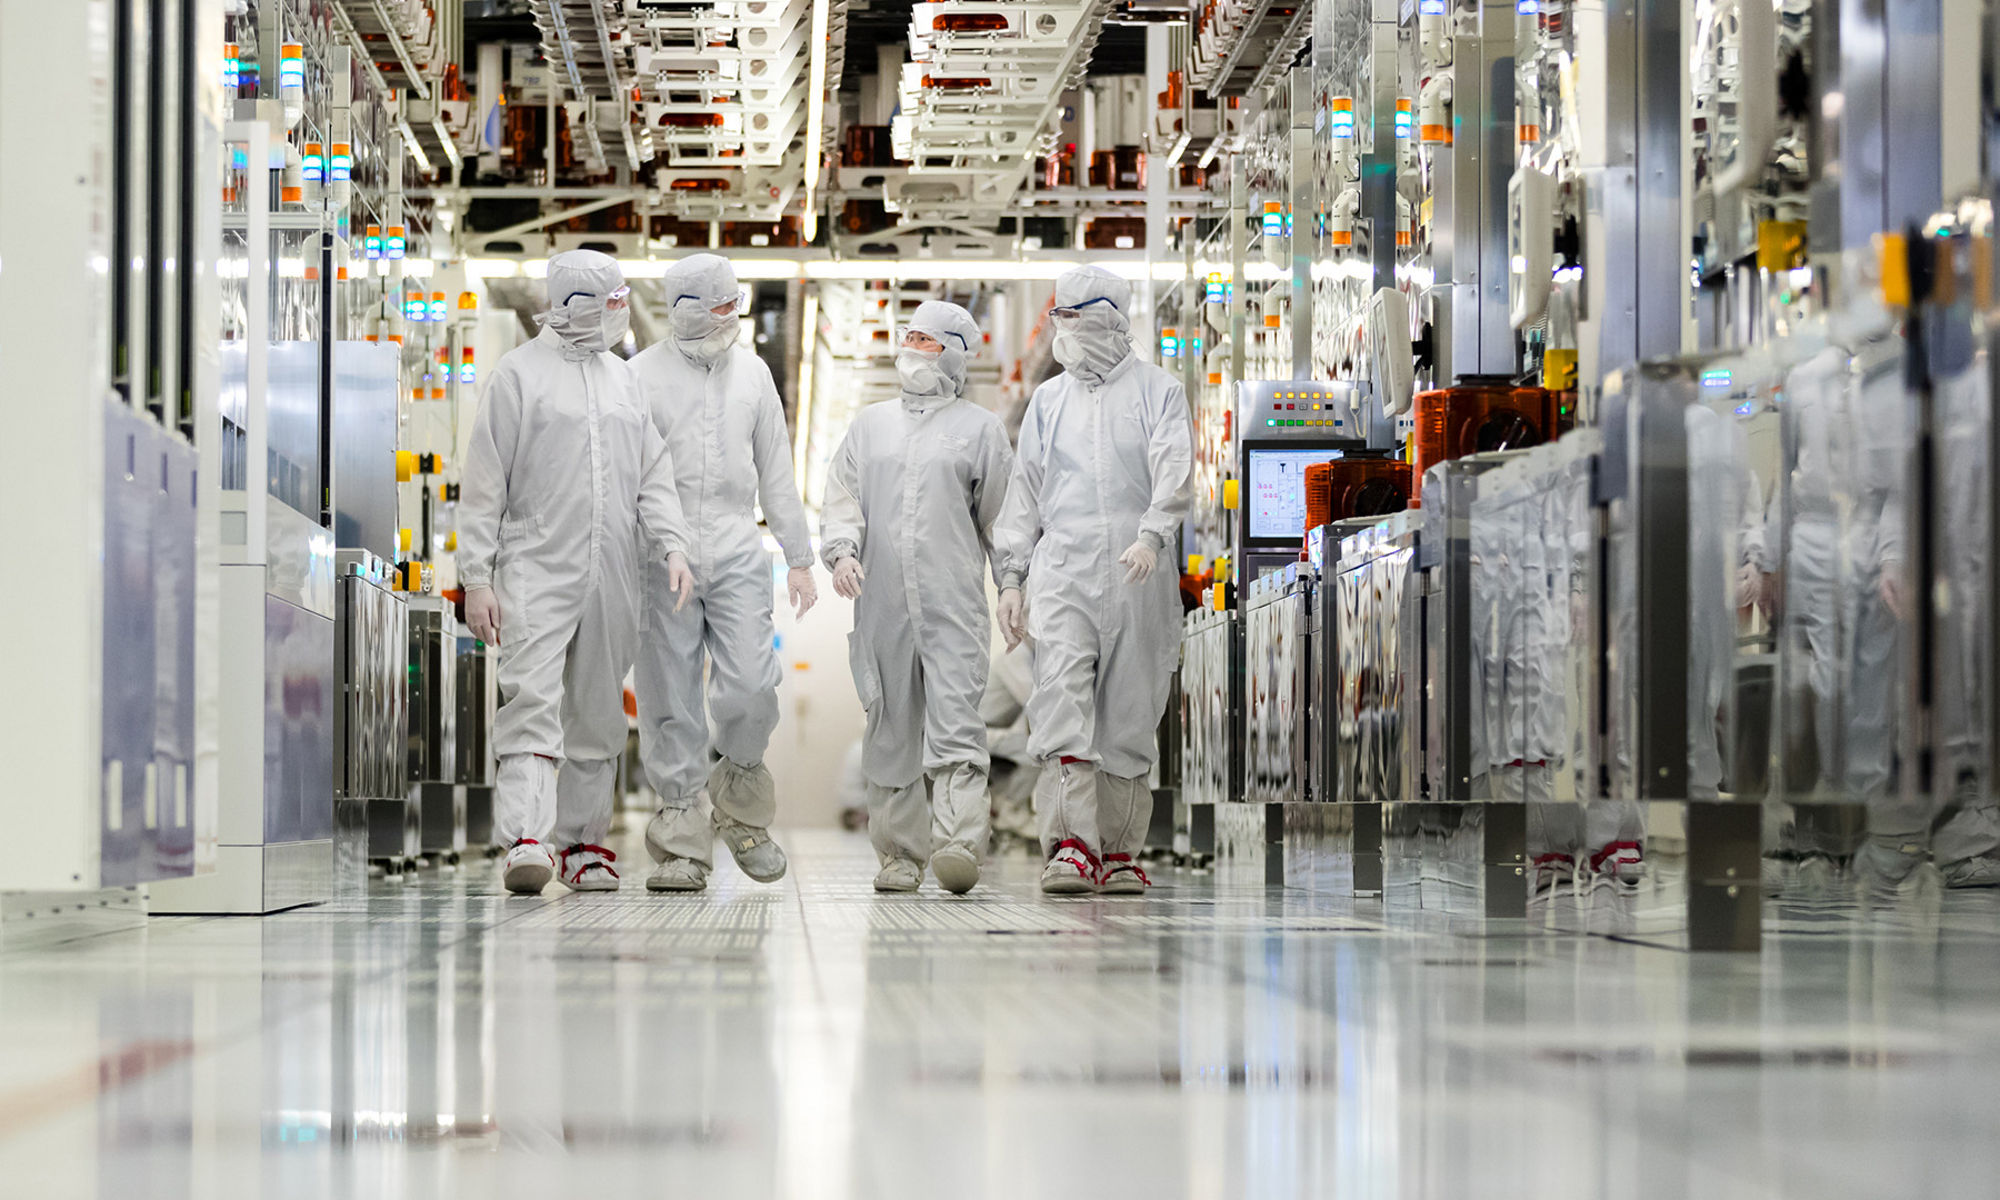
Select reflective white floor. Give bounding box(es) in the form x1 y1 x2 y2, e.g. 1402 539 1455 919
4 828 2000 1199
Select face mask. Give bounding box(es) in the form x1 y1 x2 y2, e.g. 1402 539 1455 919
896 347 950 398
1052 319 1130 383
671 302 736 363
680 322 735 364
1052 330 1087 371
546 291 630 354
601 304 630 350
558 299 614 353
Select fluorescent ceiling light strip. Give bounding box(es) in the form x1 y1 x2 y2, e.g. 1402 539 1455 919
465 257 1203 284
795 291 819 484
802 0 832 244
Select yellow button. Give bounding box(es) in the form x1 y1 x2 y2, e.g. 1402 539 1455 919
1186 554 1206 575
398 528 413 553
445 531 458 552
396 450 417 483
1222 479 1240 510
1542 349 1578 391
1877 233 1911 308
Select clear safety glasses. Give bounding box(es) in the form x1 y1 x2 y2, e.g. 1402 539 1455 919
564 284 632 310
1050 296 1116 323
676 293 741 319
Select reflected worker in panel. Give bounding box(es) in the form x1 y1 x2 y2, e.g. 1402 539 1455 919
457 250 695 896
820 300 1013 894
993 266 1195 896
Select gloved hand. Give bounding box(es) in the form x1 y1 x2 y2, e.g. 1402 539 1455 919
1733 563 1770 615
788 565 819 619
1118 539 1158 585
466 586 502 646
666 552 696 613
997 587 1027 651
832 557 865 600
1878 570 1909 622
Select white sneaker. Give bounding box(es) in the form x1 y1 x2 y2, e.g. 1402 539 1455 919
1098 852 1150 896
559 843 620 892
930 845 981 895
714 814 788 883
874 858 923 892
1040 839 1100 896
646 857 709 892
501 840 556 895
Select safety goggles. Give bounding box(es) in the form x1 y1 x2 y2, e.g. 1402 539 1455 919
676 292 742 318
902 326 970 352
1050 296 1117 323
564 284 632 310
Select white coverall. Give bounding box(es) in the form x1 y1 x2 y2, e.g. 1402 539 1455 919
992 267 1195 867
629 253 815 865
820 301 1014 867
458 251 688 856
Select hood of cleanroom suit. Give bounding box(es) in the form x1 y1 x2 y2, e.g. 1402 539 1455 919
662 252 743 365
538 249 630 355
896 300 982 403
1048 265 1135 385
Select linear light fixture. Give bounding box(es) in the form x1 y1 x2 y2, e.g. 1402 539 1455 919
794 290 819 485
461 256 1253 284
801 0 832 244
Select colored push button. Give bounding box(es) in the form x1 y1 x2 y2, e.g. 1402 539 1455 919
398 528 413 553
1876 233 1910 308
1542 348 1578 390
396 450 418 482
445 531 458 552
1756 220 1808 272
1186 554 1206 576
1222 479 1240 510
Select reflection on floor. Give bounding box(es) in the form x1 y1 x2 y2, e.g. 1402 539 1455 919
3 828 2000 1199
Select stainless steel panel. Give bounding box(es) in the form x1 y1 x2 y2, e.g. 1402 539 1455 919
1245 566 1311 804
100 402 201 886
336 573 411 869
265 500 337 618
1600 359 1769 803
1420 455 1519 802
1335 515 1420 807
1467 433 1610 879
407 603 458 784
259 838 335 913
262 595 334 844
331 340 402 561
1598 356 1768 948
264 340 322 520
1178 608 1240 808
455 636 497 788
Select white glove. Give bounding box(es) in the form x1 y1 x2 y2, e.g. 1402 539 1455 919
997 587 1027 651
1733 563 1767 613
1878 570 1909 622
788 565 819 619
666 552 696 613
466 586 502 646
832 556 865 600
1118 539 1159 585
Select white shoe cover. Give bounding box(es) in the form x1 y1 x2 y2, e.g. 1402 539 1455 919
502 840 556 895
930 845 981 895
559 844 621 892
874 858 922 892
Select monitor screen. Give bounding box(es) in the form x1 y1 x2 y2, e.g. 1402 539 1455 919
1246 447 1346 540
